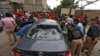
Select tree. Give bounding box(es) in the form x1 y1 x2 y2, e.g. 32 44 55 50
53 0 76 14
61 0 75 8
53 5 62 14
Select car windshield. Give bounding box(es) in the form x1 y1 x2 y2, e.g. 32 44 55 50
26 25 61 40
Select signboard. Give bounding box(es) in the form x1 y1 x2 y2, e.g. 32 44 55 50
61 8 76 15
61 8 70 15
71 9 76 15
0 1 9 4
10 0 24 3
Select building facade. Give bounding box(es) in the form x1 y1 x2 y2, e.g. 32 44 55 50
23 0 49 12
0 1 12 13
7 0 49 12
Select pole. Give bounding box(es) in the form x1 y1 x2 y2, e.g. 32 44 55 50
80 0 83 15
35 0 37 11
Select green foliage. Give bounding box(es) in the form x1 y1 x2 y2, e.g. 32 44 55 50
53 5 61 14
53 0 78 13
61 0 74 8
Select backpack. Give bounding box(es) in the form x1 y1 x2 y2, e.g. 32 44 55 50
68 26 83 40
87 24 100 38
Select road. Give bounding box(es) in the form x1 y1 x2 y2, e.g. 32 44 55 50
0 31 12 56
0 30 100 56
0 31 20 56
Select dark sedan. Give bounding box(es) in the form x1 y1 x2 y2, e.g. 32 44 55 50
12 19 71 56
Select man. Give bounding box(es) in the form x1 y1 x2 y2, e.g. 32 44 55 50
75 19 84 36
59 19 68 32
95 16 100 50
67 19 84 56
95 16 99 24
16 24 32 37
48 12 56 20
0 19 3 32
1 13 17 45
0 13 4 19
66 15 74 24
83 19 100 56
78 14 88 27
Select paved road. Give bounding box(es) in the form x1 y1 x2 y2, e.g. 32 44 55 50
0 31 20 56
0 30 100 56
0 31 12 56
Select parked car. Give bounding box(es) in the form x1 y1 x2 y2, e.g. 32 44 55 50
12 19 71 56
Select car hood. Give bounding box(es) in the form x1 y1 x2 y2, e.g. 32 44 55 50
15 37 69 52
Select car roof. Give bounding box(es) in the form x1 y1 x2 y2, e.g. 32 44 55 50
34 19 59 25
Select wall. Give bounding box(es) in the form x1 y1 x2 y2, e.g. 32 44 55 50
75 10 100 23
23 0 44 12
10 0 24 3
7 0 48 12
75 10 100 19
0 1 12 13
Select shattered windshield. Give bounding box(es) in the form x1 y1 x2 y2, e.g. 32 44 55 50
26 25 61 40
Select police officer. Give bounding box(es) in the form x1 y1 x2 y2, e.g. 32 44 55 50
66 19 84 56
82 19 100 56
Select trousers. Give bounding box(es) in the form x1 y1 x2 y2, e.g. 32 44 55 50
70 39 83 56
83 36 98 56
5 28 15 45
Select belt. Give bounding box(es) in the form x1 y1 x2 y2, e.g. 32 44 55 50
72 38 82 40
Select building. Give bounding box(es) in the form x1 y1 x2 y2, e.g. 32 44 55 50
0 1 12 14
23 0 49 12
7 0 49 12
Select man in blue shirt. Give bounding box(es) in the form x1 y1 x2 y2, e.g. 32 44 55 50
74 19 84 43
16 24 32 37
67 19 84 56
76 22 84 35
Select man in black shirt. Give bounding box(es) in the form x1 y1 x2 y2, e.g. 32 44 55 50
83 19 100 56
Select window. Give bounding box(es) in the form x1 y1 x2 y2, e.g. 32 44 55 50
26 25 61 40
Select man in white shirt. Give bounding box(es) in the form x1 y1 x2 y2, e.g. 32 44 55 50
66 15 74 24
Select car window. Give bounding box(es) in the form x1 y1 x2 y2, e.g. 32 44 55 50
26 25 61 40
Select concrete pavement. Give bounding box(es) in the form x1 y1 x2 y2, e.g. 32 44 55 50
0 31 12 56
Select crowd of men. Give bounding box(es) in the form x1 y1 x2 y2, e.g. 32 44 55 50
0 10 100 56
59 14 100 56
